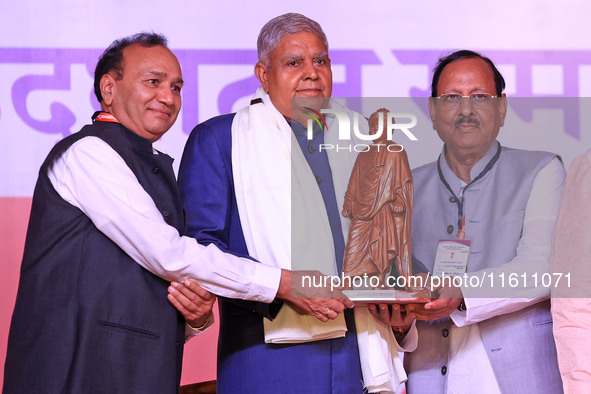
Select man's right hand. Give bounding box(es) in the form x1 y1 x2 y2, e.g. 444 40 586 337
167 279 216 328
276 269 354 322
368 303 415 336
406 283 463 320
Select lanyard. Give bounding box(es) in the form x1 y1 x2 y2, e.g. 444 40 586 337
437 142 501 239
93 111 120 123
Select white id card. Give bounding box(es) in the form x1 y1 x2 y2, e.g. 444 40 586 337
432 239 471 277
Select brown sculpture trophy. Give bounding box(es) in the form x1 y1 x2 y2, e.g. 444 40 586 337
341 108 430 303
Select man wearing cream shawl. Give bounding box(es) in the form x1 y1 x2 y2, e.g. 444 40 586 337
178 13 417 394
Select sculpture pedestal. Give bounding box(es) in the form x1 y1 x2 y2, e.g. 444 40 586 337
342 289 432 306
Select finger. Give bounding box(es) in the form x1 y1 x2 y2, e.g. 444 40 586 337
168 284 204 312
389 304 404 325
392 305 416 326
400 311 416 326
425 297 451 310
339 297 355 310
405 305 439 316
367 304 390 325
324 299 348 314
329 290 354 309
285 298 330 322
313 311 329 323
368 304 393 326
314 303 342 321
167 293 190 315
170 281 200 303
367 303 378 317
409 312 441 321
377 303 391 321
326 308 339 320
180 280 215 301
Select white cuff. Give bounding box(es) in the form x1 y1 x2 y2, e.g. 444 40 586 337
245 263 283 303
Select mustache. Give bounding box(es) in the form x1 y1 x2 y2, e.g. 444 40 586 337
454 116 480 127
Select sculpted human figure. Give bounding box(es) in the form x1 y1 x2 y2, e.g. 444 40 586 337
342 108 413 287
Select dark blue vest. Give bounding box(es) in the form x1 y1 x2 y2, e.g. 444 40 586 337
4 118 186 393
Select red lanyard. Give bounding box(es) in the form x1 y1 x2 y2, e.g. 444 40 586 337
94 112 120 123
457 217 466 240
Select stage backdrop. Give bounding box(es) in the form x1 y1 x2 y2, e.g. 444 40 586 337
2 0 591 387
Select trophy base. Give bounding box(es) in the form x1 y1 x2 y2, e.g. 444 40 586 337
342 288 433 306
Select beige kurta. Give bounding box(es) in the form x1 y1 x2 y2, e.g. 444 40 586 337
550 150 591 393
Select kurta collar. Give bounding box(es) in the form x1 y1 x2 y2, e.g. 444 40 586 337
438 141 501 195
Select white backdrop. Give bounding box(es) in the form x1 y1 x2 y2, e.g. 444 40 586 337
2 0 591 196
1 0 591 387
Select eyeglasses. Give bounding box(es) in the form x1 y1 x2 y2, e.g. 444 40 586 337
434 93 498 108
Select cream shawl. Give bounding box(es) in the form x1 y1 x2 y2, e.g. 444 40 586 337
231 87 408 392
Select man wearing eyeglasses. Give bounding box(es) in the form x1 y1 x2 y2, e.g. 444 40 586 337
402 50 565 393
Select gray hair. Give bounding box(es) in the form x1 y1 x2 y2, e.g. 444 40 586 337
257 13 328 66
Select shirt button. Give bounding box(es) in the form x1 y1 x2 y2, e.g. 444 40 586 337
447 225 454 234
162 210 169 217
449 196 457 203
441 366 447 375
307 145 315 154
442 328 449 337
315 176 322 185
152 167 160 174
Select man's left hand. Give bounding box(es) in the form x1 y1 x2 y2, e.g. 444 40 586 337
168 279 216 328
368 303 415 336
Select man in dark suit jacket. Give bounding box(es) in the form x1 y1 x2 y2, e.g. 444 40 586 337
177 13 416 394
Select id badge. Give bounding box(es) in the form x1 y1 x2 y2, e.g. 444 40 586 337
432 239 471 277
